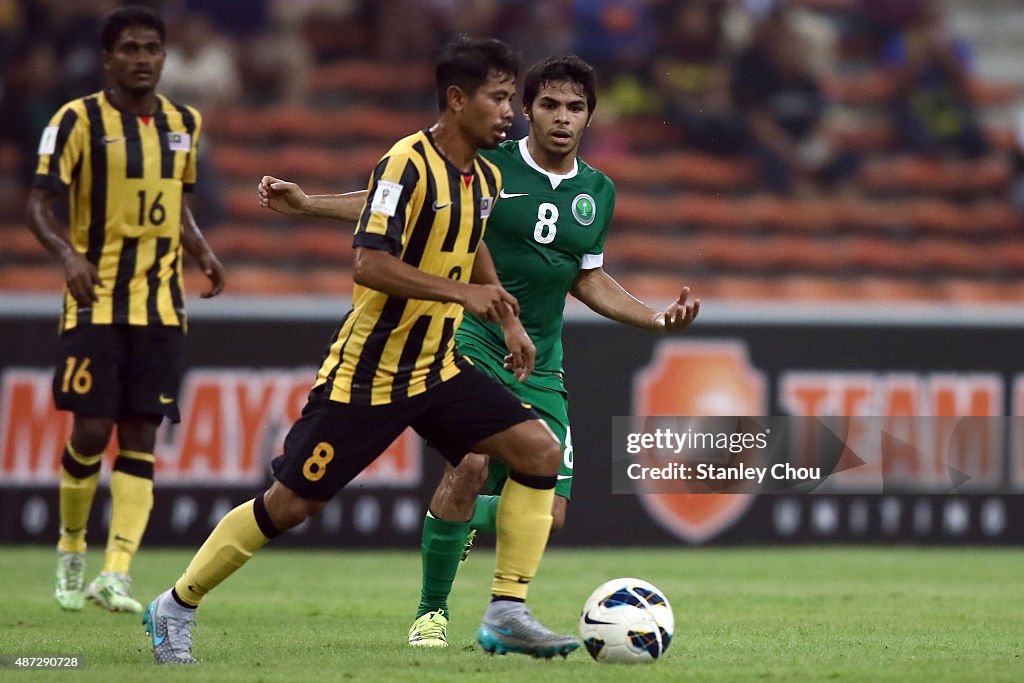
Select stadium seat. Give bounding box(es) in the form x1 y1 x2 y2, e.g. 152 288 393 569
823 70 1020 107
311 60 433 98
0 264 63 291
860 156 1010 195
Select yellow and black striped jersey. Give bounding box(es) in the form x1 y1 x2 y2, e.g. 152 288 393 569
315 129 501 405
33 90 201 331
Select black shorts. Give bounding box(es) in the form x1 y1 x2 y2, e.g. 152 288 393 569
52 324 184 423
272 364 538 501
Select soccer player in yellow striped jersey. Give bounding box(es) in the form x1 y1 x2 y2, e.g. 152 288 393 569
144 37 580 664
257 55 701 648
26 6 224 616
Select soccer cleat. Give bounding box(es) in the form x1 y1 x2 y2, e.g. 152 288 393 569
54 550 87 611
477 602 580 658
86 572 143 613
144 593 198 665
460 529 477 564
408 609 449 647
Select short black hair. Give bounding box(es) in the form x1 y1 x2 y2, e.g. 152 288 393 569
522 55 597 115
435 36 519 111
101 5 166 52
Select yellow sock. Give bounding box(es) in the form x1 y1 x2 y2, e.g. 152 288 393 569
103 450 154 574
491 477 555 601
57 443 102 554
174 498 274 607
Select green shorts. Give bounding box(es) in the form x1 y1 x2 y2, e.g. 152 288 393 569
463 351 574 500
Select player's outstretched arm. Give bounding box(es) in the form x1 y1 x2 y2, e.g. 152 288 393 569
571 267 699 333
257 175 366 221
26 187 101 304
181 201 225 298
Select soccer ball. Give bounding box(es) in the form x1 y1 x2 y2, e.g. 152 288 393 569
579 577 674 664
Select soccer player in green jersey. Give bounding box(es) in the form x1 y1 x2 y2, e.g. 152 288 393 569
258 54 699 647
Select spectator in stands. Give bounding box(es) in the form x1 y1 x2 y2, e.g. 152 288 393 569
494 1 574 68
855 0 928 57
880 1 990 159
27 1 110 97
0 42 63 194
572 0 660 117
1009 108 1024 218
652 0 746 155
160 13 240 229
731 8 859 196
161 13 242 108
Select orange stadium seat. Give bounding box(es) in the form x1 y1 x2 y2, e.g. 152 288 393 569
1 228 48 258
860 156 1010 195
205 105 432 144
824 70 1020 107
586 150 757 191
0 264 63 291
311 60 433 97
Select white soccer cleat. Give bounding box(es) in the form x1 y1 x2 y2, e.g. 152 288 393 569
143 591 198 665
54 550 87 611
86 571 143 613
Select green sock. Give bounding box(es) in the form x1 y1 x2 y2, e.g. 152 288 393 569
469 495 500 534
417 512 471 619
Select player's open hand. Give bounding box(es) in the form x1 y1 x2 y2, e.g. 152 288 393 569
63 252 102 305
499 309 536 382
258 175 308 216
654 287 700 332
197 252 226 298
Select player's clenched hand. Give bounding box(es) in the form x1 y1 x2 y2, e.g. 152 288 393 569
462 283 520 322
197 252 226 298
653 287 700 332
63 252 102 305
257 175 308 216
499 308 536 382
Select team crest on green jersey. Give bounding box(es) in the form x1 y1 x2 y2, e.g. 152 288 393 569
572 193 596 226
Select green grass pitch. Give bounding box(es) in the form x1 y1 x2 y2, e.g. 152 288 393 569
2 546 1023 682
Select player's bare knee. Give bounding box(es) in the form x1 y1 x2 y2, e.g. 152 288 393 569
115 417 159 452
432 455 488 518
263 484 325 530
70 416 114 455
455 452 489 490
530 431 562 475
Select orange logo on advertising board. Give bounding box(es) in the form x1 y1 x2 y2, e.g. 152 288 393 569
632 341 767 543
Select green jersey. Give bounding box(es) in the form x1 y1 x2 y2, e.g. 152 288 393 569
457 138 615 387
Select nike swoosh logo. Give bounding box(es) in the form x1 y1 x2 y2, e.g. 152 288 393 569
114 534 134 544
103 136 126 145
582 612 614 625
520 402 532 410
159 394 175 405
432 200 452 211
499 190 528 198
484 623 516 636
557 474 573 480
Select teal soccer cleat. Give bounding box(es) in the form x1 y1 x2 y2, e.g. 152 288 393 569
477 602 580 658
144 592 198 665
